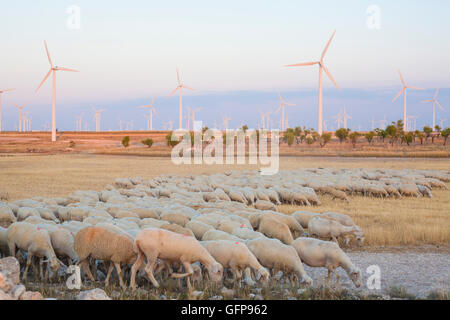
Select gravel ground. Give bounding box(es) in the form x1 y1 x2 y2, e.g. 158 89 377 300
303 249 450 298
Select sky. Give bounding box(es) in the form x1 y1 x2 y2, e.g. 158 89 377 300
0 0 449 131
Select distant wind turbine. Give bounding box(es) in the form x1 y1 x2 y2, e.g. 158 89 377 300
259 110 266 130
286 29 340 135
169 68 194 130
138 96 157 130
188 107 202 130
341 107 351 129
379 116 387 130
0 88 15 132
92 107 105 132
36 41 79 142
421 88 444 130
12 102 28 132
439 118 446 128
332 111 343 129
392 70 424 131
222 115 231 130
275 91 295 131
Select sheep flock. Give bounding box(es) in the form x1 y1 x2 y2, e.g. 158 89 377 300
0 168 449 296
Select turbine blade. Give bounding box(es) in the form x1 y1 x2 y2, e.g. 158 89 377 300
44 41 53 67
176 68 181 84
433 88 439 100
436 101 444 111
57 67 79 72
169 87 179 97
421 100 433 103
407 86 424 90
35 69 52 92
321 29 336 61
2 88 16 92
392 88 404 102
286 102 296 106
151 96 156 105
285 61 318 67
275 104 282 113
398 70 406 86
322 65 340 91
182 85 194 91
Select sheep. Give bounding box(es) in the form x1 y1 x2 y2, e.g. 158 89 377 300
426 178 448 189
291 211 321 229
139 218 167 229
201 240 270 284
231 227 265 240
17 207 40 221
0 226 9 257
292 237 362 287
320 212 356 227
0 204 16 227
185 220 214 240
74 226 137 289
417 185 433 198
6 222 62 280
258 217 294 245
399 184 421 197
130 228 224 291
213 188 231 201
246 238 312 285
255 188 271 202
227 190 247 203
160 212 191 227
265 188 281 205
384 185 402 198
259 212 304 238
23 216 57 225
216 220 243 234
35 223 78 264
203 192 219 203
254 200 277 212
83 216 112 226
308 217 364 246
131 207 160 219
202 229 241 242
36 207 59 223
160 223 195 237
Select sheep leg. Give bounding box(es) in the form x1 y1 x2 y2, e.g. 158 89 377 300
39 258 44 280
22 251 33 282
114 262 126 290
79 259 95 282
333 270 341 286
143 253 160 288
130 249 145 290
105 262 114 287
180 261 194 292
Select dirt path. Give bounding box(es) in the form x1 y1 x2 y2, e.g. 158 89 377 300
304 249 449 298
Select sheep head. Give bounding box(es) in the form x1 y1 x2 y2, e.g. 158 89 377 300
207 262 223 283
349 267 362 288
255 267 270 284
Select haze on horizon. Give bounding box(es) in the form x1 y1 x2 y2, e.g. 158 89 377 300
0 0 449 131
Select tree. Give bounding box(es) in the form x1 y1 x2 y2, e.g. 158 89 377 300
401 132 413 146
364 131 375 144
319 133 331 148
305 136 314 145
335 128 349 143
415 130 424 145
141 138 154 148
349 131 361 148
241 124 248 133
294 127 302 144
285 131 295 147
441 128 450 146
377 129 387 143
385 124 398 146
165 131 180 147
122 136 130 148
423 126 432 142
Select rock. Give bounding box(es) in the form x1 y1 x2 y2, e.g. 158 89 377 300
249 293 256 299
0 289 13 300
0 257 20 285
0 272 14 293
297 288 306 295
111 290 121 299
76 288 111 300
20 291 43 300
208 295 224 300
254 294 264 300
221 287 235 299
287 297 297 300
382 295 391 300
11 284 26 299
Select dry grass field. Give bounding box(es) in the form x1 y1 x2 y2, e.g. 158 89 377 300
0 154 449 248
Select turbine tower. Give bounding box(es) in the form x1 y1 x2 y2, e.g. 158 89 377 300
92 107 105 132
275 91 295 131
0 88 15 132
259 110 266 130
421 89 444 131
341 107 352 129
392 70 424 131
12 102 28 132
379 116 387 130
286 29 340 135
169 68 194 130
138 96 157 130
222 115 231 130
36 41 79 142
188 107 202 130
332 111 343 129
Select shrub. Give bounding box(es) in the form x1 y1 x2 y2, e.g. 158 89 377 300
423 126 432 141
385 124 398 146
122 136 130 148
165 132 180 147
285 131 295 146
441 128 450 146
364 131 375 144
241 125 248 133
349 132 361 148
305 136 314 145
141 138 154 148
69 140 76 148
401 132 414 146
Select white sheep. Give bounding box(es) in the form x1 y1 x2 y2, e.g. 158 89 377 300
35 223 78 264
246 238 312 285
17 207 40 221
201 240 270 283
292 237 362 287
130 228 223 291
258 216 294 245
185 220 214 240
308 217 364 245
231 227 265 240
291 211 321 229
254 200 277 212
202 229 241 242
0 204 16 227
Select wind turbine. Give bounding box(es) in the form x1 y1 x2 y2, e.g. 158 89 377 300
23 112 31 131
332 111 343 129
259 110 266 130
12 102 28 132
169 68 194 130
36 41 79 142
323 119 329 131
341 107 351 129
421 89 444 131
188 107 202 130
392 70 424 131
0 88 15 132
222 115 231 130
286 29 340 135
164 120 174 131
75 114 83 131
439 118 446 128
379 116 387 130
369 119 376 130
92 107 105 132
138 96 157 130
265 111 272 130
275 91 295 131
